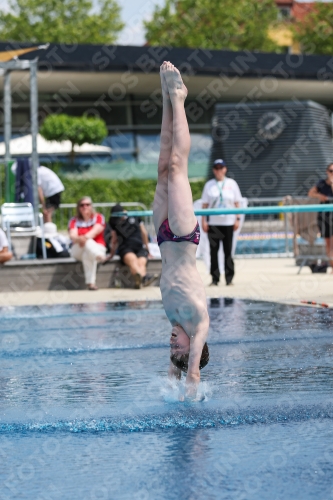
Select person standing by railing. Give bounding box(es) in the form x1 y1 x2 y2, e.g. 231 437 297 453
69 197 106 290
308 162 333 269
201 159 242 286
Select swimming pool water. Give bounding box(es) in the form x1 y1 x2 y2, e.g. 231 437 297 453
0 299 332 499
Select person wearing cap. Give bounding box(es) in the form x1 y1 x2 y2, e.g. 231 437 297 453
108 204 156 289
201 159 242 286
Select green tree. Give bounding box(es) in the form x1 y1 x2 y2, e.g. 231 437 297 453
292 3 333 55
40 114 108 163
144 0 279 52
0 0 124 44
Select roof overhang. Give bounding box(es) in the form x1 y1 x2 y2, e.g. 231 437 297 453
1 70 332 104
0 42 332 104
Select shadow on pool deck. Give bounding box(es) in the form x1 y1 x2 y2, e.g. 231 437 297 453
1 258 332 308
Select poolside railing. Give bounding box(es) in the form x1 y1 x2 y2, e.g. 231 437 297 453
109 197 333 260
54 197 333 259
52 202 150 231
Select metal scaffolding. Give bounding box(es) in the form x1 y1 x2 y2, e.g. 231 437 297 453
1 50 47 224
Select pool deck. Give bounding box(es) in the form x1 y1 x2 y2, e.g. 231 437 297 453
1 257 332 308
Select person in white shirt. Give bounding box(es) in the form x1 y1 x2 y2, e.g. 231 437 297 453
38 166 65 223
0 228 13 263
201 159 242 286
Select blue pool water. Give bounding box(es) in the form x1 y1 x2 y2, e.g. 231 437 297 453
1 299 333 499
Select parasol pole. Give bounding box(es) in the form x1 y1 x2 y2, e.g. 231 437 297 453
4 70 11 202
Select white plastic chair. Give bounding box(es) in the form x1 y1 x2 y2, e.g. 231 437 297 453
1 203 46 259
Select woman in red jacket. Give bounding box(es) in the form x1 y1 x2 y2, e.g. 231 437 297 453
69 197 106 290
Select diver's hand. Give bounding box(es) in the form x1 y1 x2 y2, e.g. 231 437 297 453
178 385 198 402
182 372 200 401
185 383 197 401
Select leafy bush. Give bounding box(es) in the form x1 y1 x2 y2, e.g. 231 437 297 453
0 0 124 44
144 0 280 52
0 166 206 207
61 177 206 207
40 114 108 162
292 3 333 55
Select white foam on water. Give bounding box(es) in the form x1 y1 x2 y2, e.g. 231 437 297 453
158 377 214 403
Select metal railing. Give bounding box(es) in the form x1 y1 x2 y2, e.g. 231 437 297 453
104 197 293 258
30 196 333 263
53 202 152 231
96 197 332 260
238 197 291 257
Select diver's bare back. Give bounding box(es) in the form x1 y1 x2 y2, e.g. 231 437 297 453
159 240 208 337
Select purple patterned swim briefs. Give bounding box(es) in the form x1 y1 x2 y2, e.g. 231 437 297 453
157 218 200 247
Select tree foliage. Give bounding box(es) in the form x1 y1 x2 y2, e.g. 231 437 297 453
292 3 333 55
0 167 205 207
40 114 108 161
60 177 205 207
0 0 124 44
144 0 280 52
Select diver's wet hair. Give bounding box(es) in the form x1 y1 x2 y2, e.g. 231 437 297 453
170 343 209 373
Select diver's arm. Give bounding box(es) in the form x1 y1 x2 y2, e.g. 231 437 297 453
185 314 209 398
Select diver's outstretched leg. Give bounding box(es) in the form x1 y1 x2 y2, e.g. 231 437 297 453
165 64 196 237
153 62 174 233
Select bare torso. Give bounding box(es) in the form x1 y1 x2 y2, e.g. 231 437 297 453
159 241 208 338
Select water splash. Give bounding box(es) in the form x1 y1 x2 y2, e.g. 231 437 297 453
1 404 332 435
159 377 213 403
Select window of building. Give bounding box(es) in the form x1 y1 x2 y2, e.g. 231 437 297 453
186 101 215 127
136 134 160 164
188 133 213 164
12 112 30 127
278 7 291 20
103 132 136 163
132 103 162 126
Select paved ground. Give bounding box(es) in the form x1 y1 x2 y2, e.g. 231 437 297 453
0 258 332 308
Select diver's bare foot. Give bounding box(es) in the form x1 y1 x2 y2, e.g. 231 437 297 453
164 61 188 101
160 61 170 101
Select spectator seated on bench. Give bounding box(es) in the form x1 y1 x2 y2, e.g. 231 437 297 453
69 197 107 291
0 228 13 264
108 204 157 289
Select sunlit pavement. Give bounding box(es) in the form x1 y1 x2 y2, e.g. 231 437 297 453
0 258 332 308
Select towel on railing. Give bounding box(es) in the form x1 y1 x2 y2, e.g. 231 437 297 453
284 196 319 245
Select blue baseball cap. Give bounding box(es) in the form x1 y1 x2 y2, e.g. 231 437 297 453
213 159 227 167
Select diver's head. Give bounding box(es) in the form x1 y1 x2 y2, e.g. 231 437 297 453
169 325 209 373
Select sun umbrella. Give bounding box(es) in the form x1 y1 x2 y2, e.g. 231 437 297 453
0 134 112 156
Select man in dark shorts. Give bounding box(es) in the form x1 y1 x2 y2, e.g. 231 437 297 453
38 165 65 222
108 204 157 288
308 162 333 269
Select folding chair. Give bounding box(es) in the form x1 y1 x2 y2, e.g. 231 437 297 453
1 203 46 259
